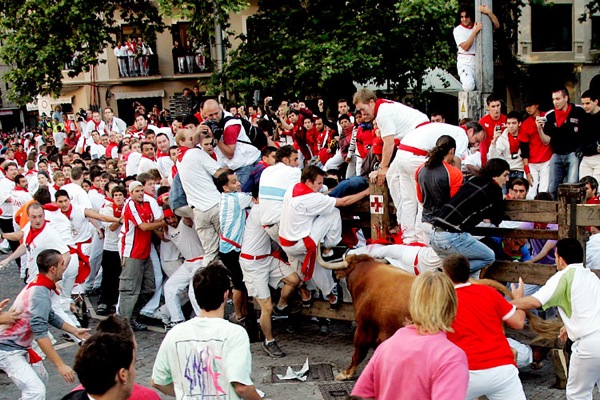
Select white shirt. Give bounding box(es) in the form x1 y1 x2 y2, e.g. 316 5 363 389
89 142 106 160
240 204 271 257
114 45 128 58
137 156 158 175
157 155 174 179
45 208 76 246
453 24 477 57
88 188 105 211
166 220 204 261
84 120 106 139
23 222 69 282
53 131 67 150
104 117 127 135
0 177 15 218
65 204 94 243
258 163 301 226
100 202 121 252
400 122 469 160
279 186 336 241
62 183 93 209
532 263 600 341
177 148 221 211
487 130 524 171
11 188 32 213
586 234 600 270
220 113 261 170
125 152 142 177
375 102 429 140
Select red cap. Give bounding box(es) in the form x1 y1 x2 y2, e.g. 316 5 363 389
163 208 174 218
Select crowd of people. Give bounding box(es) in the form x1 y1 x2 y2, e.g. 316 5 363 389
0 83 598 399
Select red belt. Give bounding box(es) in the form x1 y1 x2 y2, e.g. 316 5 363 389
187 256 204 263
220 233 241 249
240 253 270 261
398 143 428 157
69 237 93 284
415 121 431 129
280 236 317 282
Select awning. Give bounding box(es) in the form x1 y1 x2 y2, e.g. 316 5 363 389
354 68 463 96
113 90 165 100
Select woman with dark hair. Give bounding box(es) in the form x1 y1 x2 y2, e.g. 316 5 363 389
429 157 510 278
416 135 464 243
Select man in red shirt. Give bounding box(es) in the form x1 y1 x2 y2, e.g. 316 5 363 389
443 255 527 399
518 95 552 199
479 94 507 166
119 181 166 331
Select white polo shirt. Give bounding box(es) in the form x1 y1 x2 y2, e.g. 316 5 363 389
375 102 428 140
240 204 271 258
23 222 69 282
177 147 221 211
401 122 470 160
279 185 336 241
61 183 93 209
125 152 142 177
532 263 600 341
453 24 477 58
258 163 301 226
138 156 159 175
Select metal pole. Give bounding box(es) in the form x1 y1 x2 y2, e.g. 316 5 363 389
478 0 494 98
214 20 223 72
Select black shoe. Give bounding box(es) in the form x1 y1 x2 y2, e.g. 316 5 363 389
96 304 108 316
272 305 290 317
130 319 148 332
301 293 313 308
262 340 286 358
329 282 343 311
321 246 348 263
164 320 182 332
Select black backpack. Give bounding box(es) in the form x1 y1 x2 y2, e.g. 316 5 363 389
222 116 268 151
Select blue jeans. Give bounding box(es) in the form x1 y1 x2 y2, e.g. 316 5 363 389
235 160 259 187
548 152 580 199
329 176 369 198
430 229 495 273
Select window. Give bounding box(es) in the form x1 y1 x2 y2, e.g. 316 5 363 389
531 3 573 52
171 22 211 74
118 25 159 77
592 16 600 50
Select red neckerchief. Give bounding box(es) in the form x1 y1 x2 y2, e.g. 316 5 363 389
43 203 60 212
14 185 28 192
28 273 59 295
209 152 217 161
373 99 394 118
171 164 177 178
257 160 269 168
105 198 123 218
292 182 315 197
508 133 520 154
177 146 191 162
460 23 473 29
92 187 105 196
62 204 73 219
25 169 38 176
156 150 169 158
53 184 61 191
93 120 101 131
555 104 572 128
141 154 156 162
26 221 47 246
106 142 118 158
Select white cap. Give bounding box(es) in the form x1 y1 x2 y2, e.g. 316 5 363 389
129 181 143 192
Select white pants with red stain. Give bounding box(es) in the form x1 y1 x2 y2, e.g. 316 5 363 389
163 259 203 322
348 244 441 275
396 150 428 243
0 350 48 400
281 208 341 296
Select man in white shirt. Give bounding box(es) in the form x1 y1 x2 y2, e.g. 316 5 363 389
156 133 174 185
125 140 142 177
0 163 19 258
61 166 93 209
279 165 369 308
137 142 159 175
103 107 127 135
79 111 106 152
258 145 301 243
512 239 600 399
176 128 226 267
353 88 429 217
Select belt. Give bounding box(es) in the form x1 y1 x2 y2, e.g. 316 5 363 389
187 256 204 263
240 253 270 261
280 236 317 282
398 143 428 157
415 121 431 129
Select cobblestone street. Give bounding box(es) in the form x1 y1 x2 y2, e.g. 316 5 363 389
1 259 598 399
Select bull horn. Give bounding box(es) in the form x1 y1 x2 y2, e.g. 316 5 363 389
316 246 348 270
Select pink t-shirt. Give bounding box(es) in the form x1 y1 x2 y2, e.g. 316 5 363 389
352 325 468 400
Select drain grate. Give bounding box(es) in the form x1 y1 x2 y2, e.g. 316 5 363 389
319 382 356 400
271 363 334 383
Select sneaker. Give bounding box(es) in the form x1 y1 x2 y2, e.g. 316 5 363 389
164 321 182 332
262 340 286 358
96 304 108 316
130 319 148 332
272 305 290 317
227 312 246 326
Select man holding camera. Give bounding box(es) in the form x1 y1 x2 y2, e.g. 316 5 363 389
200 99 261 186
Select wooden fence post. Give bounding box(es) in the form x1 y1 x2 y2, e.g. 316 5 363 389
369 183 390 241
557 183 587 247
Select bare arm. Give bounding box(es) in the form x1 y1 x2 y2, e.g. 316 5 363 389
84 208 119 223
139 219 166 232
479 4 500 29
527 241 556 263
334 188 370 207
232 382 263 400
459 23 482 51
151 379 176 396
2 230 24 241
216 140 235 159
0 243 27 269
536 120 551 145
376 135 395 186
37 337 76 383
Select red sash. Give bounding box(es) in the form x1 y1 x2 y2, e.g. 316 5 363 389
70 237 93 284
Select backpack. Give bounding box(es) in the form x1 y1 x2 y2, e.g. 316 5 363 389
222 116 268 151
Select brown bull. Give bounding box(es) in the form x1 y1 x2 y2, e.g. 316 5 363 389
318 250 562 381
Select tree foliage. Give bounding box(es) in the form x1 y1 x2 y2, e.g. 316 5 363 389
212 0 458 106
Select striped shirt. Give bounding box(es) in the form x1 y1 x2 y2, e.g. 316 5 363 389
258 162 301 226
121 200 153 259
219 192 253 253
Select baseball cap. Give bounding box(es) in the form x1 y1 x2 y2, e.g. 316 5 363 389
129 181 143 192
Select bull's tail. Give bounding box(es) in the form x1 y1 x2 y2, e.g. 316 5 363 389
476 278 562 344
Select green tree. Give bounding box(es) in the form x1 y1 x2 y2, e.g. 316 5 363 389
212 0 458 106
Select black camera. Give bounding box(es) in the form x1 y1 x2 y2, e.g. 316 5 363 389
202 119 223 140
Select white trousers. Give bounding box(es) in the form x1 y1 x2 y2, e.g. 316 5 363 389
60 253 80 298
566 331 600 400
324 150 344 172
397 150 427 243
457 57 476 91
466 364 525 400
164 259 203 322
348 244 441 274
282 208 341 296
579 154 600 185
0 349 48 400
386 153 403 225
527 159 551 199
85 231 104 291
140 245 164 316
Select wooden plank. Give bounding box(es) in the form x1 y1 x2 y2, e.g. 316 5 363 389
575 203 600 227
300 300 356 321
469 227 558 240
557 183 587 246
483 260 600 285
504 199 557 213
369 183 390 241
503 211 557 224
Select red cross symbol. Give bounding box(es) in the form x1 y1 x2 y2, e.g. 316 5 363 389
370 196 383 214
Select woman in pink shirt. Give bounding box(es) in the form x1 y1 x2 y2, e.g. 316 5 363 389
351 271 469 400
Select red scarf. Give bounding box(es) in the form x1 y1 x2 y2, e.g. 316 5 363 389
105 198 123 218
28 273 59 295
62 204 73 219
209 152 217 161
460 23 473 29
106 142 118 158
42 203 60 212
25 169 38 176
555 104 572 128
26 221 47 247
373 99 394 118
92 187 105 196
53 184 61 191
177 146 191 162
93 120 101 131
171 164 177 178
14 185 28 192
142 154 156 162
156 150 169 158
508 133 520 154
